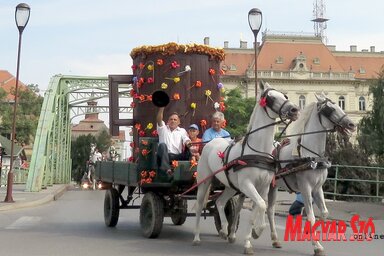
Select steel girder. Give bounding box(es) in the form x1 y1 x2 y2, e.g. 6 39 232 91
25 75 131 191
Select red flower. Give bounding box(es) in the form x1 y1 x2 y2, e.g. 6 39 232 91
149 170 156 178
156 59 164 66
135 123 142 130
172 160 179 168
130 102 136 108
141 149 151 157
139 63 145 69
131 64 137 71
259 97 267 107
193 171 197 178
195 80 202 87
151 130 158 137
219 102 226 112
209 68 216 75
147 77 154 84
217 151 225 159
130 89 136 97
171 61 180 69
128 156 134 162
129 142 135 148
139 130 145 137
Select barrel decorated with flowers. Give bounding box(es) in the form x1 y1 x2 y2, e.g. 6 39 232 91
129 42 226 172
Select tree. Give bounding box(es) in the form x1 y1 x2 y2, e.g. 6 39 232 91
0 85 43 145
357 67 384 164
224 88 255 139
71 131 112 182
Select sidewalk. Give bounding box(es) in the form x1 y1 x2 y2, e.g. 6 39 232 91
244 190 384 221
1 184 383 222
0 184 68 211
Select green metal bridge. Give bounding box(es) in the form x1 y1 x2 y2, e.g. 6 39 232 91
25 75 133 192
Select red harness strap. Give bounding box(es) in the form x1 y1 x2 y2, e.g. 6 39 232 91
178 159 247 197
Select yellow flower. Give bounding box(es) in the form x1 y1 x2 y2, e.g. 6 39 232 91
146 123 153 130
190 102 197 109
147 64 154 71
205 90 212 96
173 77 181 83
161 82 168 89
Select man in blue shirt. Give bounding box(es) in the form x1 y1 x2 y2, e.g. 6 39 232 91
202 111 231 142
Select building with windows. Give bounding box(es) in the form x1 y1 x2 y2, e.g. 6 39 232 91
218 33 384 133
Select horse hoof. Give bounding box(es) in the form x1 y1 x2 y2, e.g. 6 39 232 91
228 237 236 244
314 248 326 256
244 247 254 255
272 241 282 248
192 240 201 246
219 230 227 240
252 229 259 239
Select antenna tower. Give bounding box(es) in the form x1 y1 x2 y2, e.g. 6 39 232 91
311 0 329 43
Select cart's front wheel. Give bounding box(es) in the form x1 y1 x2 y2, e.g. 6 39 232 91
170 198 187 225
140 192 164 238
104 188 120 227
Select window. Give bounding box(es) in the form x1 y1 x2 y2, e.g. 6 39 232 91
229 64 237 71
313 57 320 64
299 95 306 110
338 96 345 110
359 96 366 111
275 56 284 64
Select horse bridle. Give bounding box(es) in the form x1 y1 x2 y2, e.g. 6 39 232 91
317 98 347 129
262 88 291 121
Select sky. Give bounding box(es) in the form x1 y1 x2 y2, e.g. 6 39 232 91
1 0 383 93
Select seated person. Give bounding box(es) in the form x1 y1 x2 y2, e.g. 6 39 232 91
156 107 192 175
187 124 202 161
202 111 231 142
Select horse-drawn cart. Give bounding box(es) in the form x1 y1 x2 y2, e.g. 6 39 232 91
95 137 238 238
95 42 237 238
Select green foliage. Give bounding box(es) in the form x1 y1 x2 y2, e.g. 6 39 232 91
358 68 384 164
71 131 112 182
0 85 43 145
224 88 255 139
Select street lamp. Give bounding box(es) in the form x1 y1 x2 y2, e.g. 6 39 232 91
4 3 31 203
248 8 262 98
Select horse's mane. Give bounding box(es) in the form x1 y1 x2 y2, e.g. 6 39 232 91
247 102 261 132
287 102 317 137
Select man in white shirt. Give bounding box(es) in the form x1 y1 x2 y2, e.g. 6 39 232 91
156 107 192 175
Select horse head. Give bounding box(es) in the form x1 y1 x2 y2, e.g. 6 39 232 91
315 93 356 136
259 81 299 121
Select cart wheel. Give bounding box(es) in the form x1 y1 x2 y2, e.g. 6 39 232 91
140 192 164 238
213 197 239 234
170 198 187 225
104 188 120 227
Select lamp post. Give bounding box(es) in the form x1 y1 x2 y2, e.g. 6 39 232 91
4 3 31 203
248 8 262 99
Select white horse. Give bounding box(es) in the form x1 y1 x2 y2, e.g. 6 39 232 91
193 82 299 254
266 94 356 256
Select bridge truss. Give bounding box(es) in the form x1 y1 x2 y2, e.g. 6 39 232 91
26 75 133 191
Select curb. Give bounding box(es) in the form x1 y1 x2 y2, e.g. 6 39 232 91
0 184 68 212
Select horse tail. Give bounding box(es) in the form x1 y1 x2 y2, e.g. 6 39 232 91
192 184 211 211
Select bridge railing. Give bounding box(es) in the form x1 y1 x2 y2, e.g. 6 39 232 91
0 166 29 186
324 164 384 202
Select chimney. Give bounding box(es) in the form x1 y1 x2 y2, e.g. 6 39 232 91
240 40 247 49
350 45 357 52
326 45 336 51
203 37 210 45
370 46 375 52
224 41 229 48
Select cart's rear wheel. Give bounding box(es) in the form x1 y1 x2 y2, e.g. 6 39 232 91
104 188 120 227
213 197 239 234
170 198 187 225
140 192 164 238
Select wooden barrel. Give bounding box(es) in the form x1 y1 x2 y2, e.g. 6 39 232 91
130 42 226 161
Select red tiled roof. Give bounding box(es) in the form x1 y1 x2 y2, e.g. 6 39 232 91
334 55 384 79
258 40 344 72
0 70 28 100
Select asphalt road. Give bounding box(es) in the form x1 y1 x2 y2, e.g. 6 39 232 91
0 188 382 256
